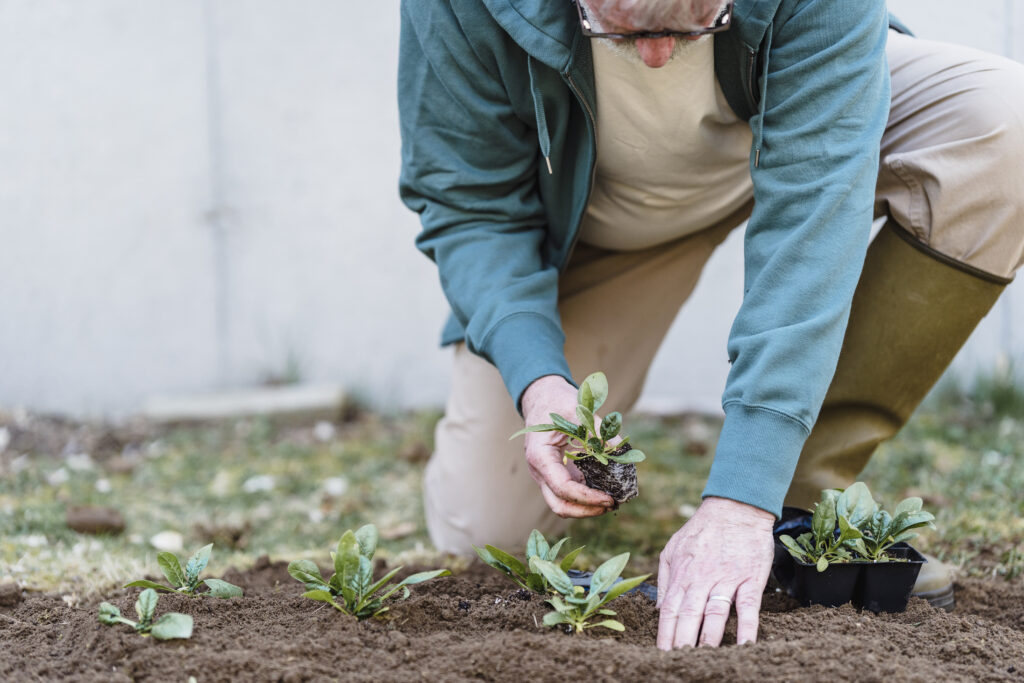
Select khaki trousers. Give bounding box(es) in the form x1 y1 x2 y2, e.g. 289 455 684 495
424 31 1024 554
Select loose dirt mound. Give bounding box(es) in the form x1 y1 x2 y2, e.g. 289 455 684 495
1 561 1021 682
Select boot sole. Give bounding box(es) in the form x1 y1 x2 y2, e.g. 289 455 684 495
912 584 955 612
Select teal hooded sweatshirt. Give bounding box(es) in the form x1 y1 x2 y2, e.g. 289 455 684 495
398 0 894 518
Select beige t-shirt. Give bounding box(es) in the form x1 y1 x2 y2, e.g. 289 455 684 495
579 36 754 251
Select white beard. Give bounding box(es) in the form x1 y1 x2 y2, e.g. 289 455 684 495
596 32 709 66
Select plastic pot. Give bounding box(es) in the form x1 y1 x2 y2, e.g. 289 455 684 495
857 543 926 613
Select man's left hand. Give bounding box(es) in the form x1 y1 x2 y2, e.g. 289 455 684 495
656 497 776 649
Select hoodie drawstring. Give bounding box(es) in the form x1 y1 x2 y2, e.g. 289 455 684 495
753 21 773 168
528 55 554 174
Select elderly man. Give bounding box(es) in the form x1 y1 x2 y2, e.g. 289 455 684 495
398 0 1024 649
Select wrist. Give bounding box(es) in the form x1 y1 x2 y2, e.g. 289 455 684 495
701 496 776 528
522 374 573 421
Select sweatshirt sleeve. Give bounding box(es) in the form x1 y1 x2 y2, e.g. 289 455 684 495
702 0 891 517
397 1 572 409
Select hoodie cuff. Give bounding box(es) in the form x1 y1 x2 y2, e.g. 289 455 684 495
702 403 811 519
480 313 574 415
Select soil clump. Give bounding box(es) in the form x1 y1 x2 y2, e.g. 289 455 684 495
1 561 1022 682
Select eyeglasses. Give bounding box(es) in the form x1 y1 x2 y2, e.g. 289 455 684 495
574 0 733 40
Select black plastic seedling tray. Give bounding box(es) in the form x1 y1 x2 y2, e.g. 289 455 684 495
772 508 926 613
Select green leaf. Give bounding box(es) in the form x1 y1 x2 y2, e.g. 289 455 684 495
837 515 863 543
560 546 584 572
578 382 595 413
891 530 919 544
356 555 374 595
551 413 582 436
302 589 336 604
546 537 568 562
546 595 569 613
606 449 645 464
583 372 609 412
587 437 604 454
398 569 451 586
157 552 187 589
601 574 651 604
150 613 193 640
288 560 326 587
811 491 838 544
543 611 570 627
202 578 243 599
355 524 379 560
816 556 829 573
123 580 175 592
590 553 629 596
135 589 158 623
592 452 609 466
509 424 560 439
531 559 574 596
836 482 875 528
184 544 213 585
484 545 528 578
849 538 869 559
576 406 596 437
590 619 625 632
526 529 548 561
779 535 812 562
364 566 403 598
525 574 546 593
894 497 923 516
98 602 128 626
335 531 361 590
599 412 622 441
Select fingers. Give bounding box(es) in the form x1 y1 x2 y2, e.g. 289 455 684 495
656 580 685 650
536 480 608 518
734 579 764 645
698 586 736 647
526 439 614 509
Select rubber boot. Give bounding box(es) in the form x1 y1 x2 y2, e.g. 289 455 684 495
785 221 1009 610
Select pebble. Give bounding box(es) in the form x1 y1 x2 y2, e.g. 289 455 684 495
150 530 184 552
0 581 22 607
66 506 125 535
313 421 336 443
322 477 348 498
242 474 275 493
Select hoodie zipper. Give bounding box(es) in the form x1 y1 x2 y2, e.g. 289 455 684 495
561 71 598 272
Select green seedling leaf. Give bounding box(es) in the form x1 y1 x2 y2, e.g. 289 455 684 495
582 372 609 412
578 381 595 413
838 515 863 543
599 412 622 441
593 453 609 466
98 602 135 628
302 589 336 603
606 449 645 464
123 580 175 592
527 529 548 561
590 553 629 595
816 556 829 573
157 552 187 589
779 535 812 562
136 589 158 623
601 574 651 603
398 569 451 586
509 424 559 439
587 437 604 454
356 555 374 595
894 497 923 516
484 545 528 578
576 406 596 436
837 482 875 528
202 578 243 599
288 560 327 588
560 546 584 572
150 613 193 640
543 611 569 626
546 537 567 562
335 531 361 590
184 544 213 585
364 566 403 599
590 619 625 632
811 491 838 543
531 559 574 595
551 413 581 436
525 574 546 593
355 524 379 560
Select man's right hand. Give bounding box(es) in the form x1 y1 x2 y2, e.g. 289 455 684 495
520 375 616 518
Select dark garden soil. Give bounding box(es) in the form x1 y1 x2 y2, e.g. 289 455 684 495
1 560 1022 682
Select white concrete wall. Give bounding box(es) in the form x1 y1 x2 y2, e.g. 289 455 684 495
0 0 1021 417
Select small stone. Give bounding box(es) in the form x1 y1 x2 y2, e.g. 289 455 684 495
150 530 184 552
308 509 325 524
253 554 271 570
0 581 23 607
47 468 70 487
313 421 336 443
242 475 275 493
322 477 348 498
66 506 125 535
95 478 112 494
457 600 471 611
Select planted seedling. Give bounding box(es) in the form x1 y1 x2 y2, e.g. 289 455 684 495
288 523 450 619
98 588 193 640
510 372 645 503
125 543 242 598
778 489 862 572
473 528 584 594
532 552 649 634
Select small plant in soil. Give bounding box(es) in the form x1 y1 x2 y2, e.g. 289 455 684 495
779 482 936 571
288 523 450 619
125 543 243 598
473 529 584 594
98 588 193 640
511 372 645 503
532 552 649 634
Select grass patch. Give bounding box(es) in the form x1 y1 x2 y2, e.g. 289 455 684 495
1 370 1021 595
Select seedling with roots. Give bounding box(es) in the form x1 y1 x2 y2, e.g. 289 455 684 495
474 529 584 594
98 588 193 640
125 543 243 598
510 372 645 467
288 523 450 619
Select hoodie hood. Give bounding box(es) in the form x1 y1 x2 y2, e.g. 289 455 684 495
479 0 579 72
